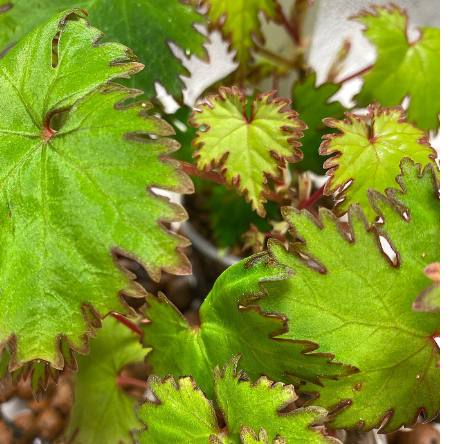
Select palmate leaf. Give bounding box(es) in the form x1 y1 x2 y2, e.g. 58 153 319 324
353 5 440 133
258 159 440 432
0 11 191 372
0 0 207 97
200 0 281 68
135 355 340 444
141 253 356 403
292 72 344 175
320 104 437 220
65 316 148 444
189 87 305 216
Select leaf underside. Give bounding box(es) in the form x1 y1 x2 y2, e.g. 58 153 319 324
135 355 339 444
257 159 439 432
0 10 191 374
189 87 305 216
320 104 437 220
0 0 207 97
353 5 440 133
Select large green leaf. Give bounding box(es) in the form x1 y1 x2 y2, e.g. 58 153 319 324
189 87 305 216
258 159 440 432
0 10 191 372
0 0 207 97
200 0 281 67
65 316 148 444
135 355 341 444
353 5 440 133
320 104 437 220
141 253 356 403
292 72 344 175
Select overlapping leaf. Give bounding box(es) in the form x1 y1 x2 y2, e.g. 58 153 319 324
189 87 305 216
201 0 281 67
320 104 437 220
292 72 344 175
353 5 440 133
257 159 439 432
135 355 340 444
0 0 207 97
64 316 148 444
141 253 356 402
0 10 191 372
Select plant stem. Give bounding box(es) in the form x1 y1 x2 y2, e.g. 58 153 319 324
280 10 300 45
254 45 297 71
178 160 288 206
111 313 143 335
338 64 373 84
117 375 148 389
297 184 325 210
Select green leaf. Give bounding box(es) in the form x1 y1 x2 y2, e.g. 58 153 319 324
64 316 148 444
0 0 207 97
353 5 440 133
292 72 344 175
320 104 437 220
242 224 266 254
206 185 280 248
200 0 281 67
0 11 191 372
135 355 340 444
258 159 440 432
189 87 305 216
141 253 356 403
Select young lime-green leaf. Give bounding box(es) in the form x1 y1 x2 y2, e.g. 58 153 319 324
64 316 148 444
242 224 266 254
0 0 207 97
353 5 440 133
189 87 305 216
292 72 344 175
0 11 191 372
413 263 440 312
320 104 437 220
135 375 225 443
258 159 440 432
135 355 340 444
200 0 281 67
141 253 356 403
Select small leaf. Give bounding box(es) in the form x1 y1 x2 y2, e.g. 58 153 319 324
141 253 357 403
189 87 305 216
135 355 340 444
353 5 440 133
0 11 191 372
64 316 148 444
0 0 207 97
320 104 437 220
292 72 344 175
258 159 440 432
413 263 440 312
200 0 281 67
242 224 265 254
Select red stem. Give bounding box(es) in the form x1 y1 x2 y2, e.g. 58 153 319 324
338 64 373 84
111 313 143 335
117 375 148 389
297 184 325 210
280 11 300 45
178 160 287 205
